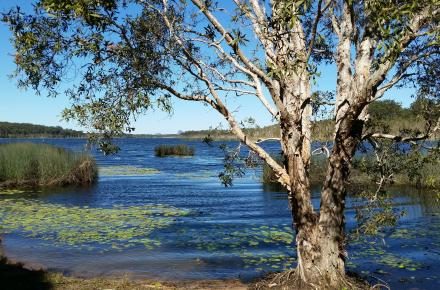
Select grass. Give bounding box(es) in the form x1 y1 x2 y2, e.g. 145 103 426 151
0 142 97 188
154 144 195 157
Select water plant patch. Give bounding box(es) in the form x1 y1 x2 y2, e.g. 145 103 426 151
0 198 189 250
0 189 28 195
99 166 159 176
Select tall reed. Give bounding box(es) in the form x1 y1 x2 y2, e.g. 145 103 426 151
154 144 195 157
0 143 97 188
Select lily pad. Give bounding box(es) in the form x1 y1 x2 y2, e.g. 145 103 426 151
0 198 189 251
99 166 159 176
0 189 28 195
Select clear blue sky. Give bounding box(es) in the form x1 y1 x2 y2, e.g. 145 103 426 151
0 1 414 134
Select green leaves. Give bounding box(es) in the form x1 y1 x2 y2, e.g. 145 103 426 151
229 29 249 47
40 0 117 27
2 1 176 153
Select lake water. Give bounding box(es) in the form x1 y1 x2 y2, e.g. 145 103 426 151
0 138 439 289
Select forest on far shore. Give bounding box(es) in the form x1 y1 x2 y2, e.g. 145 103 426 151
1 99 435 140
180 98 438 141
0 122 84 138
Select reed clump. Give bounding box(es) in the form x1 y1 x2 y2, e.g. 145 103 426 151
0 142 97 188
154 144 195 157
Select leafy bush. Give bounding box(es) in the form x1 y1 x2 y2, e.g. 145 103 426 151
262 154 328 187
0 142 97 188
262 155 284 185
154 144 195 157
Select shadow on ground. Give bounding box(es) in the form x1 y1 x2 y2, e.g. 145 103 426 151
0 257 53 290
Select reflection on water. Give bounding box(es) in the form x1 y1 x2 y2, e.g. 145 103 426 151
0 138 439 289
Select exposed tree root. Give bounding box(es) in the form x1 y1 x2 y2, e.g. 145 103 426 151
250 269 379 290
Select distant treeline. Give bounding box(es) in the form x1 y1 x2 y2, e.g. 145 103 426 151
0 122 84 138
180 99 437 141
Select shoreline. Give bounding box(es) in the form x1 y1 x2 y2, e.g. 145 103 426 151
0 254 247 290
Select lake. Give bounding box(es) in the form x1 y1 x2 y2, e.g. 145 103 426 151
0 138 439 289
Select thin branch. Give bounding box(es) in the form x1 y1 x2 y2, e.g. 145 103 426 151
160 0 291 189
373 50 439 100
369 6 439 89
256 137 281 143
312 146 331 158
326 0 341 37
305 0 329 63
190 0 279 99
192 36 279 119
232 0 276 62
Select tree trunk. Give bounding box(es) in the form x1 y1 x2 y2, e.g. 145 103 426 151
288 150 351 288
295 221 345 287
284 115 362 288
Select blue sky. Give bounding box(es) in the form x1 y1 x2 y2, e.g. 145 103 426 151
0 1 415 134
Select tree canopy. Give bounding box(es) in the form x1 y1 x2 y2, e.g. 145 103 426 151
3 0 440 288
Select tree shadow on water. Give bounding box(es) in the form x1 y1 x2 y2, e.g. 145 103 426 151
0 257 53 290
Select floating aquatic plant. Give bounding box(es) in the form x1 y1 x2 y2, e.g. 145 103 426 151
0 198 189 250
184 224 296 269
99 166 159 176
0 189 28 195
175 170 216 180
377 252 423 271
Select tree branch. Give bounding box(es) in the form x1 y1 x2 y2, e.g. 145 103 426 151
362 116 440 143
369 6 439 90
190 0 278 97
373 50 439 100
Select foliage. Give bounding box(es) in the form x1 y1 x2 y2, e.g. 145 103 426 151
2 0 174 152
218 143 259 186
262 154 329 187
351 140 440 236
2 0 440 283
0 121 84 138
262 154 284 185
0 142 97 188
154 144 194 157
355 141 440 188
368 100 410 120
352 190 405 238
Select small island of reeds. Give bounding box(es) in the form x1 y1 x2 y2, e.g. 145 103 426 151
154 144 195 157
0 142 97 189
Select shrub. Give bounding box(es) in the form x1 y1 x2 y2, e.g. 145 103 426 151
262 154 284 185
262 154 328 187
0 142 97 188
154 144 194 157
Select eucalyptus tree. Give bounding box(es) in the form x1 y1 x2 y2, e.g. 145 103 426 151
3 0 440 288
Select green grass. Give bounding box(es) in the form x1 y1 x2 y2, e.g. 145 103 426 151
0 142 97 188
154 144 195 157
